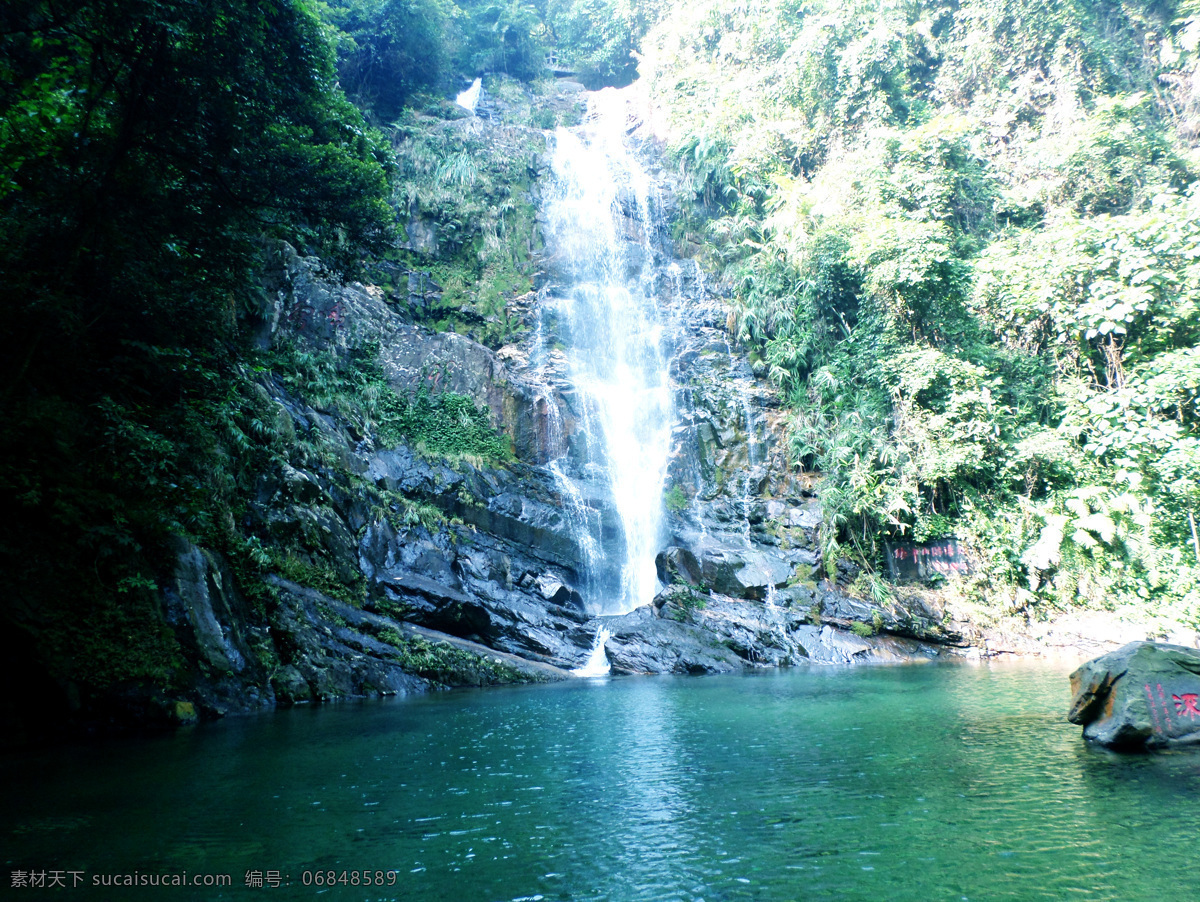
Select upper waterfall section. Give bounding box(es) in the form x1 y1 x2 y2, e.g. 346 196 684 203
539 88 674 616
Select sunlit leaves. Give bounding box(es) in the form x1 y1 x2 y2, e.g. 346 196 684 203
649 0 1200 620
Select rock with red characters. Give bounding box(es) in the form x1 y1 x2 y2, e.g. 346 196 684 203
1069 640 1200 750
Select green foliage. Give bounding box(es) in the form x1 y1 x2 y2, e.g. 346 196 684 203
320 0 558 121
851 572 895 611
664 484 690 512
381 104 544 345
546 0 665 87
787 563 815 587
0 0 395 692
648 0 1200 625
268 341 511 463
969 188 1200 611
224 535 283 616
40 583 184 689
664 586 707 620
387 634 538 685
276 555 368 607
1051 94 1191 216
378 384 511 461
459 0 548 80
323 0 456 121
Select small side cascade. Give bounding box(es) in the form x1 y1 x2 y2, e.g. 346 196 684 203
528 302 603 582
571 625 612 677
547 456 602 585
725 339 762 548
761 585 792 653
455 78 482 113
667 261 684 301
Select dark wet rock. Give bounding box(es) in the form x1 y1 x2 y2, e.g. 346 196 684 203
265 579 430 702
604 606 744 674
406 269 442 313
162 539 276 717
534 573 584 607
1069 641 1200 749
271 666 314 705
401 572 593 668
794 625 943 664
257 242 573 469
399 623 573 683
656 546 703 585
691 540 794 600
659 532 814 602
405 216 439 254
167 541 253 677
366 446 459 496
599 594 950 675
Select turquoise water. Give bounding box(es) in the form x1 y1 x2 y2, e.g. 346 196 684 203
4 662 1199 900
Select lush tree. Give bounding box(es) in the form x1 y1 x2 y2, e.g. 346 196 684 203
546 0 666 87
323 0 456 121
457 0 548 81
646 0 1200 623
0 0 394 692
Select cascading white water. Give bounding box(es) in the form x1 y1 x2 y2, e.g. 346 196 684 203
570 626 612 677
542 89 674 615
455 77 482 113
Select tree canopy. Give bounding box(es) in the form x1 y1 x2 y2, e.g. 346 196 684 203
0 0 394 688
645 0 1200 621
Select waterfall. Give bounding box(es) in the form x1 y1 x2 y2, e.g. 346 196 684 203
455 77 482 113
571 626 612 677
541 89 673 615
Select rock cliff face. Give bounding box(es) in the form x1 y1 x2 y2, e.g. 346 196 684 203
126 104 973 727
144 158 970 727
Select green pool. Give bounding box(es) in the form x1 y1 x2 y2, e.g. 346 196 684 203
4 662 1199 900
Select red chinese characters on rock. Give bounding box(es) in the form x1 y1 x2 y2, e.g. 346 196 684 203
887 539 970 579
1174 693 1200 719
1144 682 1200 736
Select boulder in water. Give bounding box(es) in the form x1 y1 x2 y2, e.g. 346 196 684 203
1068 641 1200 749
